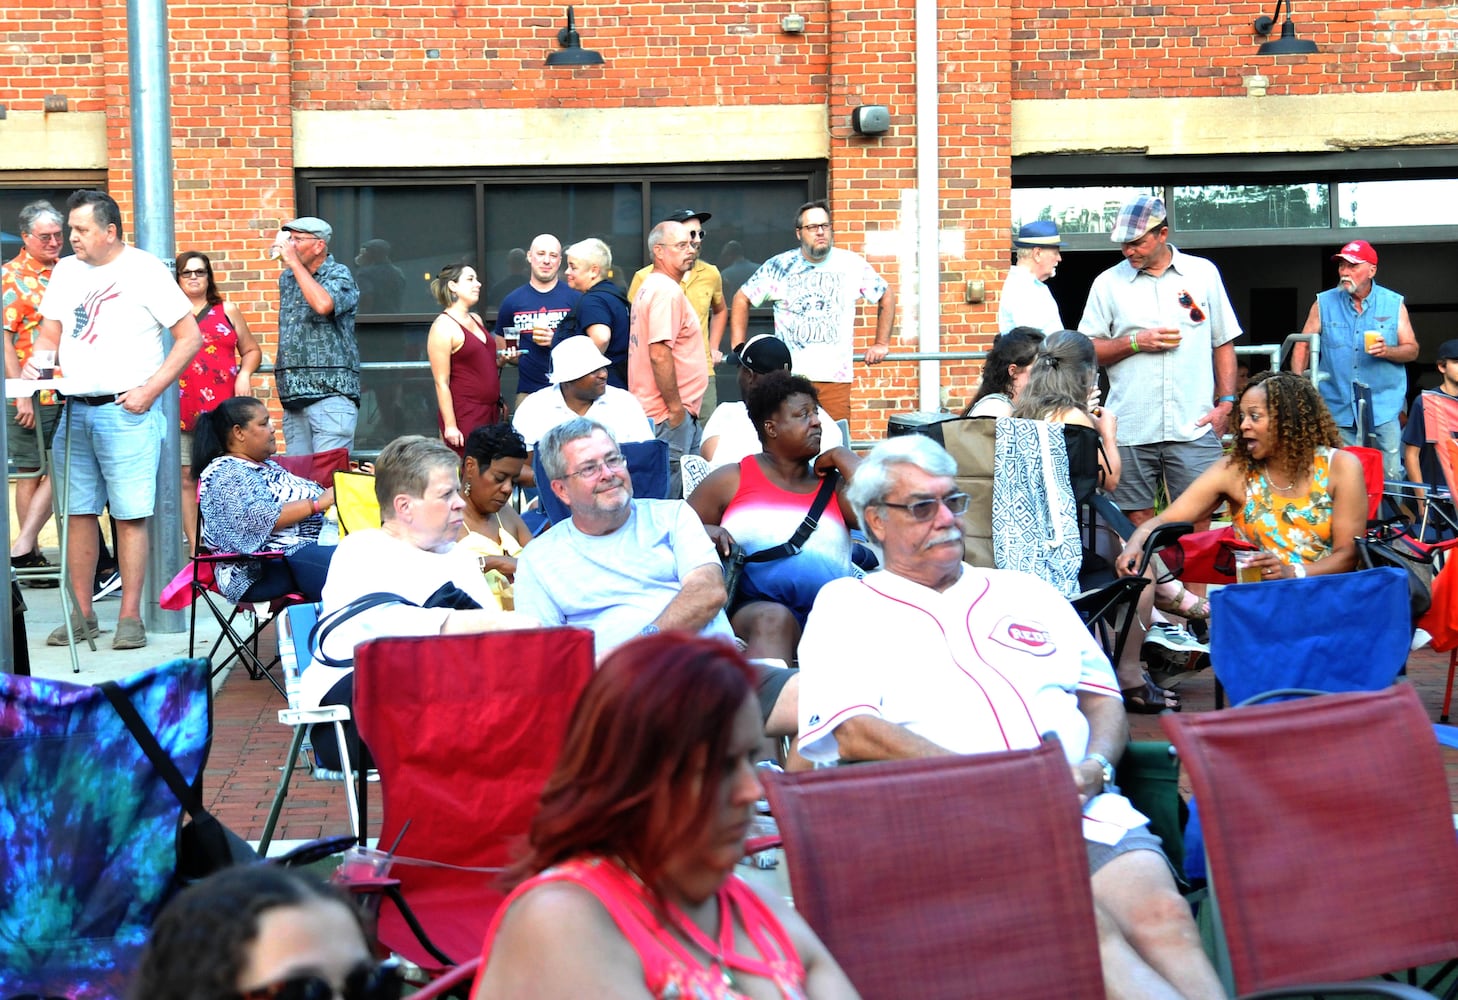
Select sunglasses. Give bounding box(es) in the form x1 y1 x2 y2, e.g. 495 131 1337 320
235 960 404 1000
686 228 706 240
881 492 971 522
1177 291 1205 324
179 268 210 278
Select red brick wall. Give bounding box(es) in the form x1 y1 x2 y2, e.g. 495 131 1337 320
0 0 107 107
1010 0 1458 98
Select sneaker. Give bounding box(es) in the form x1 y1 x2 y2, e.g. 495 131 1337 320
1144 622 1209 654
93 569 122 602
47 611 101 646
1143 623 1210 687
112 616 147 650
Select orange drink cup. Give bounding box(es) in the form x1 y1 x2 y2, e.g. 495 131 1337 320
1233 550 1263 584
1364 330 1383 353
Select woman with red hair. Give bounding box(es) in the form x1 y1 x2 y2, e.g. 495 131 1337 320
472 633 859 999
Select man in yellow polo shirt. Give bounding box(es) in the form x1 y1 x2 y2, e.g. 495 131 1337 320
628 209 727 420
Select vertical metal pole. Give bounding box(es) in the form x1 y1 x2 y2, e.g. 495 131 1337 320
129 0 185 632
0 382 13 671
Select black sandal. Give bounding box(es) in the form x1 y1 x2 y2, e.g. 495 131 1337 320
1122 674 1181 714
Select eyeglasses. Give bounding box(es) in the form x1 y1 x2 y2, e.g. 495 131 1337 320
179 268 210 278
1177 291 1205 324
25 232 63 244
880 492 971 521
286 233 322 243
564 453 628 481
668 240 694 252
797 222 832 233
235 960 404 1000
686 228 706 241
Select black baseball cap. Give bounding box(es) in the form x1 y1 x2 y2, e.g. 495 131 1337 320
1437 339 1458 362
737 334 792 374
663 209 712 224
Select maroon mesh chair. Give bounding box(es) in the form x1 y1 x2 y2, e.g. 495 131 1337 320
1163 686 1458 995
350 627 594 977
763 739 1105 1000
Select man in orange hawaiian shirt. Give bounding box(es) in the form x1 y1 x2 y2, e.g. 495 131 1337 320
2 200 65 575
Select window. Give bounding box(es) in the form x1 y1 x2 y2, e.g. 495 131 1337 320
298 163 825 453
1338 179 1458 228
1012 186 1159 236
0 184 101 261
1174 184 1328 230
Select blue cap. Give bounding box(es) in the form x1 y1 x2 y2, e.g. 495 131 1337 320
1014 220 1062 249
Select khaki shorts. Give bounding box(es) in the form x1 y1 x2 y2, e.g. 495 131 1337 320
811 380 851 424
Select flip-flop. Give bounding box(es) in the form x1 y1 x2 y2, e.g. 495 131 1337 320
1122 675 1181 714
1154 584 1211 621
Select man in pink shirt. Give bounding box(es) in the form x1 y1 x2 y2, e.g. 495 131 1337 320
628 219 709 497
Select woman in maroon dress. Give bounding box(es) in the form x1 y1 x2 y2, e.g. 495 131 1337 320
427 262 505 455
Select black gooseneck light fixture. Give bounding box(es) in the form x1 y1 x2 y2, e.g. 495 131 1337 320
1254 0 1320 55
545 6 605 67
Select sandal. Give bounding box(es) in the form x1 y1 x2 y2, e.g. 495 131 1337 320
1153 584 1211 621
1122 674 1181 714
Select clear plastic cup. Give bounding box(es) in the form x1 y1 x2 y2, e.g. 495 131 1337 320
1233 549 1263 584
336 845 393 881
30 349 55 379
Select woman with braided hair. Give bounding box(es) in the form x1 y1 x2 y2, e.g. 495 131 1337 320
1117 370 1366 581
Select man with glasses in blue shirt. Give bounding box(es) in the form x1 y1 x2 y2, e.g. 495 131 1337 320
514 417 800 736
797 433 1225 1000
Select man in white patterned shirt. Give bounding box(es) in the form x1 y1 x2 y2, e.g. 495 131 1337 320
1078 194 1240 526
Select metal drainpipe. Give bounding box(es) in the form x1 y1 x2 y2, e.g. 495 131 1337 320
130 0 186 633
915 0 941 413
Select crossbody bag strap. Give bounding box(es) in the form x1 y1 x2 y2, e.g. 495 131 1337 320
308 591 416 670
745 469 841 563
100 680 204 818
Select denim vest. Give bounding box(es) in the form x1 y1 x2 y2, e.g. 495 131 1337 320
1315 282 1406 427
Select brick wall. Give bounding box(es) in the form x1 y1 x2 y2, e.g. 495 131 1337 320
1010 0 1458 99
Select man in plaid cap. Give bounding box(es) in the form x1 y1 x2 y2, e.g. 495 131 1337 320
1292 239 1417 477
997 220 1064 335
1078 194 1241 527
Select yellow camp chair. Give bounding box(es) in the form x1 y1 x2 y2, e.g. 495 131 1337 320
333 470 381 536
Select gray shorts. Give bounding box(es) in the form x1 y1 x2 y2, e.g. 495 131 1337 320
6 399 59 468
1086 822 1167 876
1112 434 1224 512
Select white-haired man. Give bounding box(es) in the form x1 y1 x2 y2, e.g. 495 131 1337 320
797 434 1225 1000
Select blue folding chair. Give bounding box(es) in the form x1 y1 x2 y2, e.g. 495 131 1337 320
1208 566 1412 709
532 437 671 525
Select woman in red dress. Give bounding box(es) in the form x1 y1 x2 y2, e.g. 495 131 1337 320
427 263 505 456
176 251 262 552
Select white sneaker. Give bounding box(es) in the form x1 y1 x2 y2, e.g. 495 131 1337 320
1144 622 1210 654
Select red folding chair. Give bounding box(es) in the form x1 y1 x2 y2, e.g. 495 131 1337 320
349 627 594 976
1163 687 1458 996
763 740 1105 1000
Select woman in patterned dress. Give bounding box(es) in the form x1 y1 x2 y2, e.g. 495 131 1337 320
176 251 262 552
1118 371 1366 580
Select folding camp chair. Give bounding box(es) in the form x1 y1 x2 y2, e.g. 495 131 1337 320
348 626 594 975
763 739 1105 1000
0 657 211 998
1208 565 1412 708
256 601 359 857
333 468 381 536
532 437 671 524
680 452 712 498
1163 687 1458 998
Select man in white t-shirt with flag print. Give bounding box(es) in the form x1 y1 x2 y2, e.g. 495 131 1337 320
27 189 202 651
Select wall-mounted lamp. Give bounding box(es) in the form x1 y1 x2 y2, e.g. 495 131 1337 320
1254 0 1319 55
545 6 604 67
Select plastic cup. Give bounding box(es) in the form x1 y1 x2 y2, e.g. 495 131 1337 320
503 330 519 359
1233 550 1263 584
531 325 553 347
1364 330 1383 353
336 845 393 881
1161 327 1182 348
30 349 55 379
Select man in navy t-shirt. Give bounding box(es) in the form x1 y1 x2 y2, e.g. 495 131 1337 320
1402 337 1458 491
495 233 579 406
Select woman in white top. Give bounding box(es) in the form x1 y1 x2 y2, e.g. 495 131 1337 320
304 435 534 768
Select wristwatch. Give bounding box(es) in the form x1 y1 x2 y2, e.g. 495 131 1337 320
1085 752 1115 791
640 624 660 636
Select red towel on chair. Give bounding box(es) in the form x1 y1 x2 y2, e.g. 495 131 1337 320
1418 555 1458 652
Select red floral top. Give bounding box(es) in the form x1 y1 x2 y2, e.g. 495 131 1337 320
179 301 240 432
2 247 57 405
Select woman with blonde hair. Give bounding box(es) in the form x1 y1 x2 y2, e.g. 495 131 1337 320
426 262 504 454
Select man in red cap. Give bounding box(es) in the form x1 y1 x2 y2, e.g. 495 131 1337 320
1293 239 1417 477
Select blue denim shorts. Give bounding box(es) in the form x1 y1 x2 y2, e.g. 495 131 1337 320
54 400 164 520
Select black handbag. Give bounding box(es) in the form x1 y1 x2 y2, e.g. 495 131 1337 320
1355 534 1432 622
310 582 483 669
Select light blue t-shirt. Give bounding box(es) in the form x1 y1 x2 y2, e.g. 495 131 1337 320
514 498 734 656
